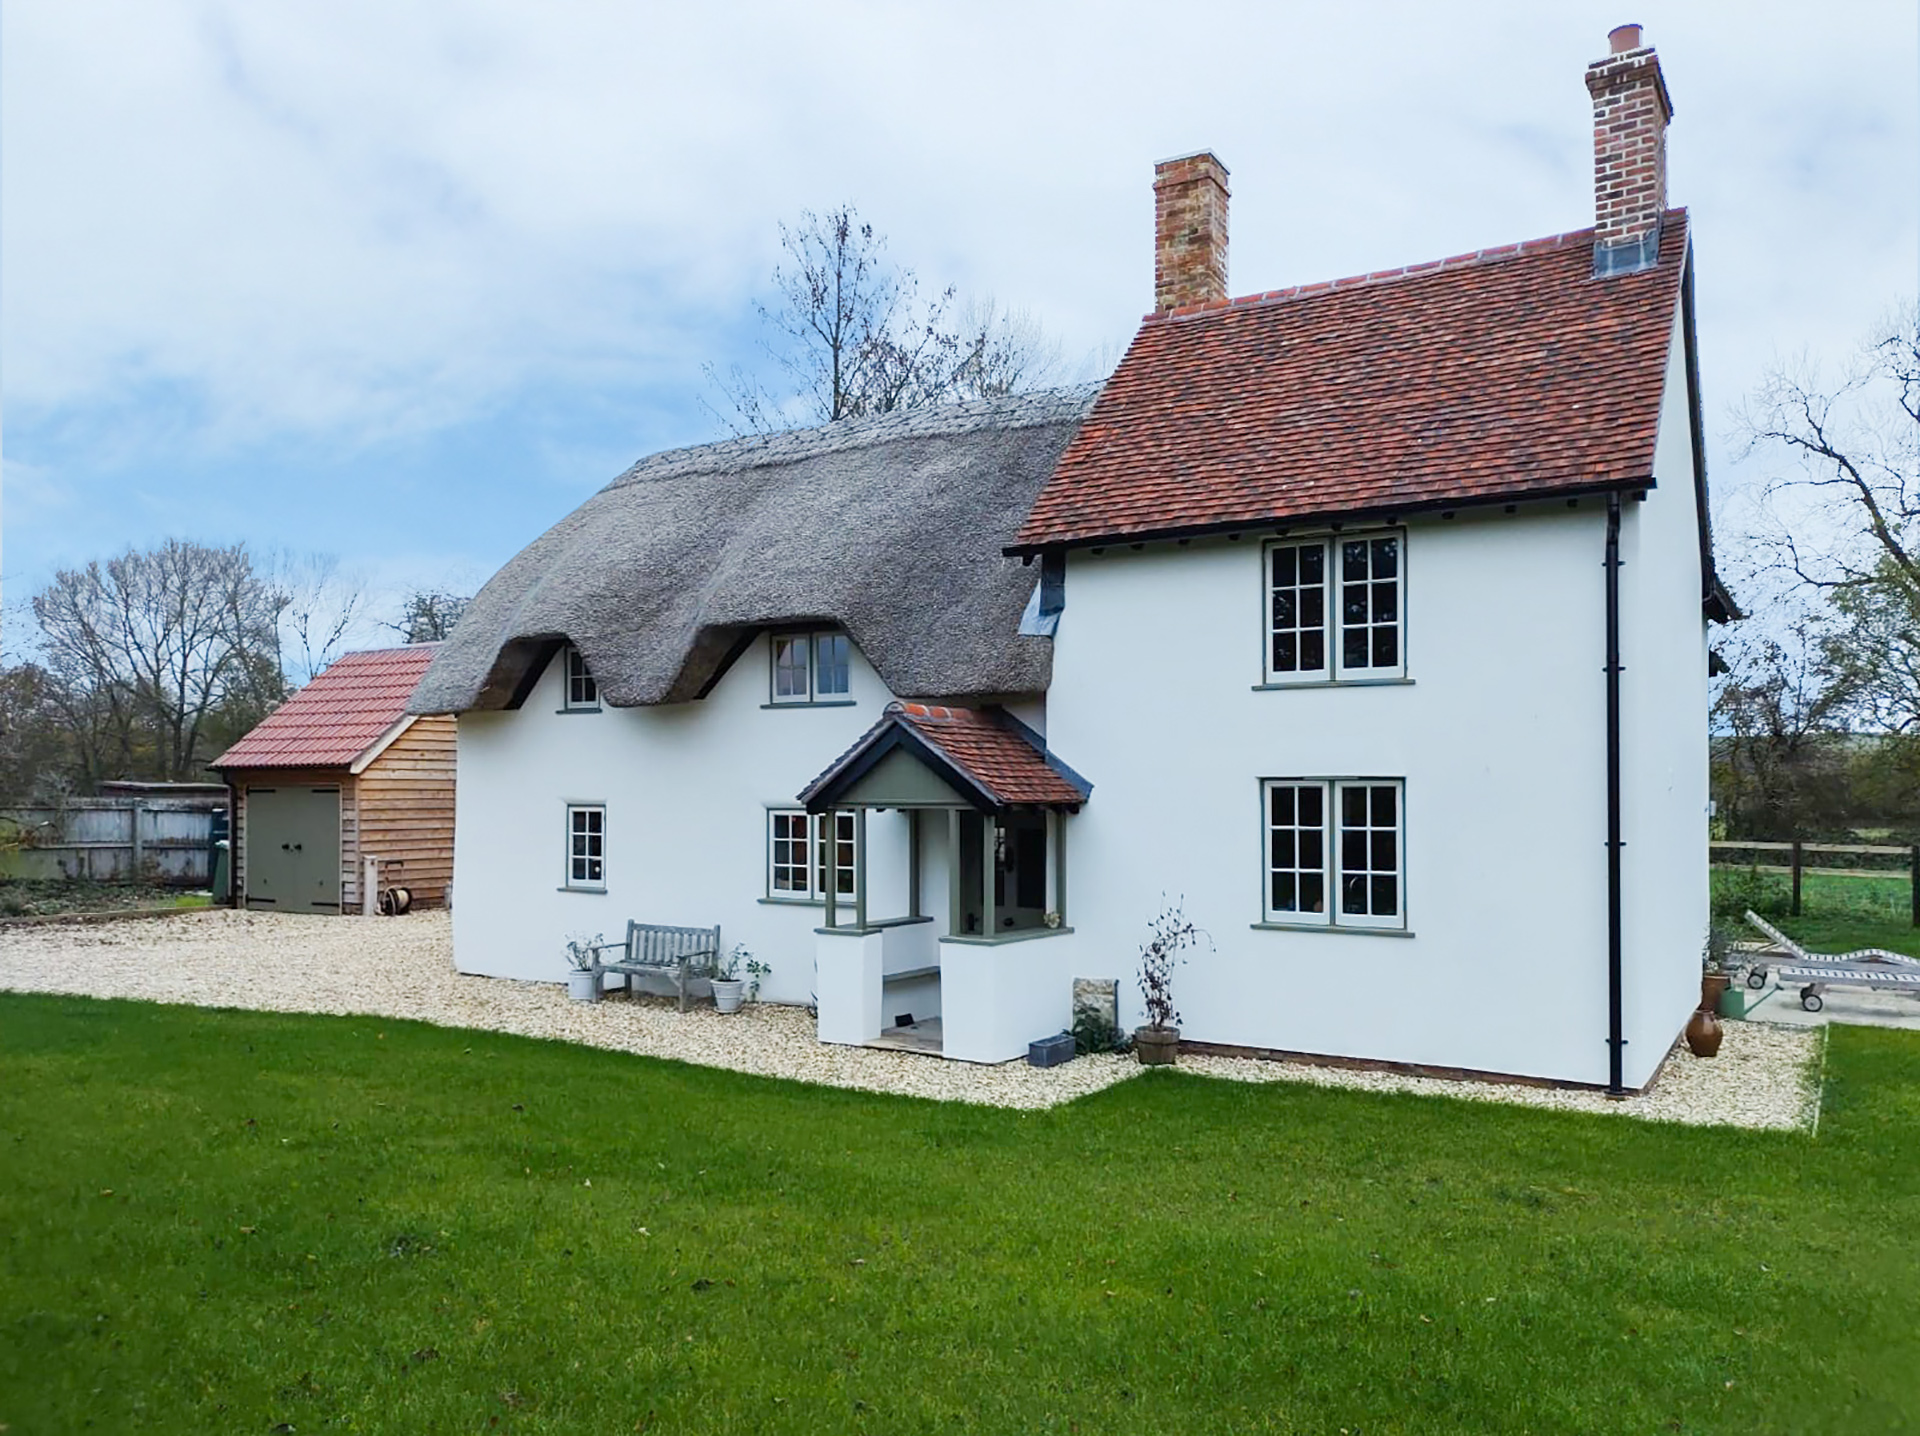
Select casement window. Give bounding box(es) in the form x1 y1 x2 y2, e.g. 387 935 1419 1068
769 630 853 705
1265 532 1405 683
1262 779 1405 930
766 808 858 901
563 646 600 710
565 804 606 889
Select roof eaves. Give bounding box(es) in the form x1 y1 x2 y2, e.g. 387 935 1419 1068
1004 475 1660 558
997 710 1093 802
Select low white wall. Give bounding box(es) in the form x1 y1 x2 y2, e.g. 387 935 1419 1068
815 928 884 1045
940 937 1074 1063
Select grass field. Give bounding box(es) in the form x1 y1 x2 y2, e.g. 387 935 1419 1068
3 996 1917 1434
1713 866 1920 957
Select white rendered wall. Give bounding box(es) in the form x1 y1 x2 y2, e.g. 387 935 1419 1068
1043 327 1708 1085
451 634 917 1005
1617 304 1713 1083
1047 508 1622 1084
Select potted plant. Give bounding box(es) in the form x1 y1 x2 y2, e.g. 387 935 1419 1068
564 933 603 1003
711 944 757 1014
1134 899 1205 1065
1700 922 1735 1014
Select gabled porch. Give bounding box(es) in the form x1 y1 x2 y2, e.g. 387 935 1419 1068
798 703 1090 1062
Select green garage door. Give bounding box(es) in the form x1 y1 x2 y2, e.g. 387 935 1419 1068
246 786 342 912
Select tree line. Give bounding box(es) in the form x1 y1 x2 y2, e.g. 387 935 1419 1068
0 543 468 797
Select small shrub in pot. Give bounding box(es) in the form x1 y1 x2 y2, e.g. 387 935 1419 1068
564 933 604 1003
1134 899 1207 1065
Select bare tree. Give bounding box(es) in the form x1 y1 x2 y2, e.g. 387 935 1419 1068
706 205 1062 435
274 551 371 685
1739 303 1920 735
32 540 288 783
386 589 471 644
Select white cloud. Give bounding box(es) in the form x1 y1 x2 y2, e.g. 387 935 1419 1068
1 0 1913 536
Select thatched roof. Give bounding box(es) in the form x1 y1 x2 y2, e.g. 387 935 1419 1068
409 387 1100 714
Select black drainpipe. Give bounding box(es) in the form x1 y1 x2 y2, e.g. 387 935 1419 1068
1604 492 1626 1096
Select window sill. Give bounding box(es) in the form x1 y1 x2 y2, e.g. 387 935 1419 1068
558 885 608 896
813 916 939 937
759 896 826 908
1251 677 1414 691
1250 921 1414 938
761 700 858 710
941 926 1075 946
554 706 603 715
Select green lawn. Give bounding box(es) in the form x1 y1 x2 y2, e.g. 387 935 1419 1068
1714 866 1920 957
3 997 1917 1434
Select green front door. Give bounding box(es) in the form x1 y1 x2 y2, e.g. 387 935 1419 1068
247 786 342 912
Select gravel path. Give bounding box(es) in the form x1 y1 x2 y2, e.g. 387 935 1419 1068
0 909 1820 1128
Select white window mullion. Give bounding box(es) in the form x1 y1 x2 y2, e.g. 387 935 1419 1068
565 804 605 889
1265 541 1330 682
1332 780 1405 929
1263 779 1330 924
1333 534 1404 679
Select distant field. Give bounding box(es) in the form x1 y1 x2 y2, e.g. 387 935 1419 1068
1712 865 1920 957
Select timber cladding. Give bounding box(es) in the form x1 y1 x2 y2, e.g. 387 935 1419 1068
228 715 456 913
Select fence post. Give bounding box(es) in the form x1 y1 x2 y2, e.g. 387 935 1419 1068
1790 839 1802 917
128 799 144 880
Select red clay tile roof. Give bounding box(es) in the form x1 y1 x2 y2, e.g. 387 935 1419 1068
800 702 1089 811
894 704 1088 807
1011 212 1689 551
211 645 442 770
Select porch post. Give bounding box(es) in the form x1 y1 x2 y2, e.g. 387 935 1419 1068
982 811 997 937
948 808 963 934
1057 812 1068 923
907 810 921 919
823 808 837 929
854 807 868 930
1048 810 1067 924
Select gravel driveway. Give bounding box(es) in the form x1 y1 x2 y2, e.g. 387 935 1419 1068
0 909 1820 1128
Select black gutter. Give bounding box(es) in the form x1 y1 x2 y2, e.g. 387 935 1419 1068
1604 491 1626 1096
1004 476 1656 560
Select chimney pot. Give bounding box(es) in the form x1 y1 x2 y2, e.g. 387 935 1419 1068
1608 23 1643 53
1152 151 1230 312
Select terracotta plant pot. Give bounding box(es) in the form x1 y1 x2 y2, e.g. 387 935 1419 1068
1684 1007 1723 1058
1134 1026 1180 1066
1700 971 1732 1014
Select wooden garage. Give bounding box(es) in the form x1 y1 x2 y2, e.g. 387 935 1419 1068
210 644 455 913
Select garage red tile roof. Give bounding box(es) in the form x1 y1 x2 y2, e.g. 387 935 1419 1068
1011 212 1689 551
211 645 442 770
800 702 1090 811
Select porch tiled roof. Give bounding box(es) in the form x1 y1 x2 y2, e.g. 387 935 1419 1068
1010 211 1689 551
211 645 441 770
799 702 1089 812
894 704 1088 808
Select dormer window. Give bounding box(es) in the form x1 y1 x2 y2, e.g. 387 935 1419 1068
563 645 600 710
769 630 854 706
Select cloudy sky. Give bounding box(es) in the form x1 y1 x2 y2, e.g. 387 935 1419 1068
3 1 1915 638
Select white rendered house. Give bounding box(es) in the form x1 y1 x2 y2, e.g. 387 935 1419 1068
412 27 1731 1091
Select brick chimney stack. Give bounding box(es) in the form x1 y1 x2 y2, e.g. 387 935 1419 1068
1585 23 1673 276
1153 151 1230 311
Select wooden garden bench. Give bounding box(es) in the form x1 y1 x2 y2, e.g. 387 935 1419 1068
591 921 721 1012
